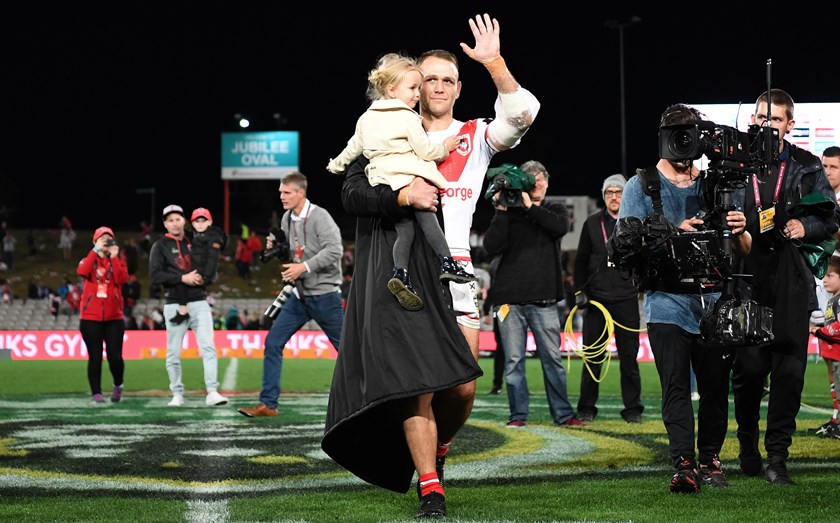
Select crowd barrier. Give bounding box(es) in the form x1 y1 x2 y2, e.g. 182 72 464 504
0 330 825 362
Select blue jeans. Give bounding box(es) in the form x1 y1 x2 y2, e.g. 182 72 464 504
164 300 218 394
260 290 343 408
497 303 574 424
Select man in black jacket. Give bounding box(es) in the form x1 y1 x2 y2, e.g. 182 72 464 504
574 174 644 423
483 160 584 427
732 89 840 485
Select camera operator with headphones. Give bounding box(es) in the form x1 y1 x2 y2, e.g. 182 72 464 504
617 103 751 494
238 171 344 418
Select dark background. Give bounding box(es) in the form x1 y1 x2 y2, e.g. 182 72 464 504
4 2 836 239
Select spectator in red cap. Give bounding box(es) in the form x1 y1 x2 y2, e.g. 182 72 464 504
171 207 227 324
77 226 129 404
150 204 228 407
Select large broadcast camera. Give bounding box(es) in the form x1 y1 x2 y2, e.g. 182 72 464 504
609 117 780 350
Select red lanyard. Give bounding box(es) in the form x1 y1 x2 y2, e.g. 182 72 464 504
751 161 787 212
600 215 610 244
292 202 309 261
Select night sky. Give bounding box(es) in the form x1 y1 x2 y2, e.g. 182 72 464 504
5 3 836 238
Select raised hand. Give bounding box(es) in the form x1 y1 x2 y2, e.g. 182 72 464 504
459 13 500 64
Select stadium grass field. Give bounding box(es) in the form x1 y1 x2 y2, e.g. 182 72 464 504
1 356 838 523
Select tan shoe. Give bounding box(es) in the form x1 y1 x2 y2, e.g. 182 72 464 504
237 403 278 417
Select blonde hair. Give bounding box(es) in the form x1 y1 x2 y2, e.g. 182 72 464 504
365 52 422 102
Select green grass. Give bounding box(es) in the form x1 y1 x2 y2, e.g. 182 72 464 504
1 357 838 522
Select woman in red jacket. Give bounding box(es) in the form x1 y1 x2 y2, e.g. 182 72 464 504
77 226 129 404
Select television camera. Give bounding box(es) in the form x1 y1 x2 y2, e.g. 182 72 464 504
609 117 780 349
483 163 536 208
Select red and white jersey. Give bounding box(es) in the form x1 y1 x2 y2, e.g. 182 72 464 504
427 119 496 258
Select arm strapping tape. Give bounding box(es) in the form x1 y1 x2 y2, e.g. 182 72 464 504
488 87 541 149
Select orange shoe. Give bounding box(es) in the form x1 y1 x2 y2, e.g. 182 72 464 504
237 403 278 417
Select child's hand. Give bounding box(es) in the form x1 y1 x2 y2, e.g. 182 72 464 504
443 135 461 152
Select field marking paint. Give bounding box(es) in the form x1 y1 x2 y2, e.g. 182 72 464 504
186 500 229 523
221 357 238 392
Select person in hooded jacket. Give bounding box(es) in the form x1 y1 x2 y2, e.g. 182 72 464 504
77 226 129 404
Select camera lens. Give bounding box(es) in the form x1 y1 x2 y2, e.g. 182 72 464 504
670 130 696 158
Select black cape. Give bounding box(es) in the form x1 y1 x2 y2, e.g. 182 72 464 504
321 157 482 493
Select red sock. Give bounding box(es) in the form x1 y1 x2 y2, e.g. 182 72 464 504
436 440 451 459
418 472 444 497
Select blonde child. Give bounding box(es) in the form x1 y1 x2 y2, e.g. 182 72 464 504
327 52 474 311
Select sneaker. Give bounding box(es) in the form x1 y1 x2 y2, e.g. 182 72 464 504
488 386 502 395
168 394 185 407
171 312 190 325
205 391 228 406
110 385 123 403
237 403 279 417
91 393 106 405
576 411 595 422
557 416 587 427
387 268 423 311
698 455 730 488
506 420 526 428
809 420 839 437
438 256 476 284
826 423 840 440
765 458 795 485
669 457 701 494
415 492 446 519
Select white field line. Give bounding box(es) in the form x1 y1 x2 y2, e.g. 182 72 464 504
221 357 239 392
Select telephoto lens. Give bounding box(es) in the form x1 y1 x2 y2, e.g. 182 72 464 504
264 284 295 319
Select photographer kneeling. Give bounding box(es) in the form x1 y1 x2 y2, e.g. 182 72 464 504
615 104 751 494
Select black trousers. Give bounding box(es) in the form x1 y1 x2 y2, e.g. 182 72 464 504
80 319 125 395
577 297 643 419
648 323 732 465
731 328 808 461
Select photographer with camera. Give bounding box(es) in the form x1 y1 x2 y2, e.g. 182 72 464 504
238 172 344 418
77 226 128 404
618 104 752 494
482 161 581 428
731 90 840 485
574 174 644 424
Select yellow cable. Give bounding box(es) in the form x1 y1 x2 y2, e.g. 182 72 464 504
564 299 646 384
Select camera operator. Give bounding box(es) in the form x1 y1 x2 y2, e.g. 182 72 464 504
238 171 344 418
731 90 840 485
482 160 582 428
619 103 751 494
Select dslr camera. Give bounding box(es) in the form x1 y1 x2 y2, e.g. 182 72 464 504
484 163 536 208
104 239 116 247
259 228 291 264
